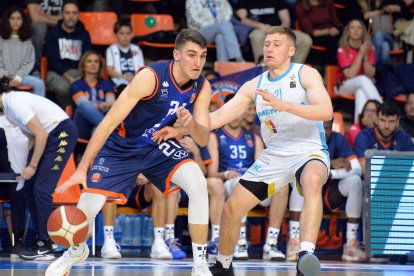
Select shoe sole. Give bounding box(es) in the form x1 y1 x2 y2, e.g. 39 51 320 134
297 253 320 276
150 254 172 260
263 256 286 261
234 256 248 260
101 252 122 259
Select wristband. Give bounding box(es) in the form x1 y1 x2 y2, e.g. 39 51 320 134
224 171 229 179
28 163 37 171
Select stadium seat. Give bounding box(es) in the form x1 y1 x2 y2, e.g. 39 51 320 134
332 111 345 135
213 61 257 76
40 56 48 81
79 12 117 45
325 65 355 100
131 13 175 48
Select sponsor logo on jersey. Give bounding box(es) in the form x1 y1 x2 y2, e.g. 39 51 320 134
173 150 189 159
265 120 277 133
91 173 102 183
257 108 277 118
98 158 105 165
162 81 169 87
219 134 227 145
245 134 254 147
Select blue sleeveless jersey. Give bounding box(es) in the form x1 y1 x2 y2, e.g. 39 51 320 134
109 60 206 148
213 128 256 174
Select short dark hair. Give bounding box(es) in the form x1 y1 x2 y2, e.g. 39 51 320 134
0 76 10 94
114 18 132 34
0 7 32 41
175 29 207 50
62 0 80 11
377 102 400 118
224 93 235 103
265 26 296 45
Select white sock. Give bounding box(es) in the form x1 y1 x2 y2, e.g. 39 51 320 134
289 220 300 239
266 227 280 245
154 227 165 241
165 224 175 240
300 241 315 253
104 226 114 241
346 222 359 245
239 226 246 241
192 242 207 264
217 253 233 269
211 224 220 241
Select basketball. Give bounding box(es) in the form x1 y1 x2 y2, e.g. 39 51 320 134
47 206 89 247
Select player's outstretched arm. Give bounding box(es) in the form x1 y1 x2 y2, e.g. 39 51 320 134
56 68 156 193
257 66 332 121
210 78 257 130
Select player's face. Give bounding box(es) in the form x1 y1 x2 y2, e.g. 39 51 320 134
376 113 399 140
84 54 100 76
116 26 132 47
174 41 207 80
62 4 79 29
405 94 414 119
244 103 256 124
323 120 333 142
9 11 23 33
348 20 363 41
263 33 295 68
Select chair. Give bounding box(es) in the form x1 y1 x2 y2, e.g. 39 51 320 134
79 12 117 45
332 112 345 135
131 13 175 48
0 174 19 246
41 56 48 81
213 61 257 77
325 65 355 100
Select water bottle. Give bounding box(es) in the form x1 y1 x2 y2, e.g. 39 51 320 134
141 216 154 252
132 215 142 252
121 215 133 246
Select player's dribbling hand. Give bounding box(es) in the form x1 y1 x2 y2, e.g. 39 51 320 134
256 88 286 111
55 170 87 193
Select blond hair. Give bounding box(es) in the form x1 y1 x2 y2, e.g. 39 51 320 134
265 26 296 45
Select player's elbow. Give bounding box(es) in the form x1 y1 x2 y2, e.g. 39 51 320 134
321 106 333 121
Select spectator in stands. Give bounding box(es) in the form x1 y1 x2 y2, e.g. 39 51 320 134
185 0 245 62
359 0 410 66
45 0 92 108
207 94 266 261
355 102 414 177
26 0 63 75
106 19 145 94
336 19 382 123
0 114 29 259
70 50 115 143
399 93 414 141
0 7 46 97
0 76 78 261
288 119 366 262
296 0 342 65
235 0 312 64
346 99 380 149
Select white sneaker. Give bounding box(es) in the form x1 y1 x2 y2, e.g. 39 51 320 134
192 261 212 276
101 238 122 259
150 239 172 259
286 238 300 261
233 239 248 260
263 243 286 261
45 243 89 276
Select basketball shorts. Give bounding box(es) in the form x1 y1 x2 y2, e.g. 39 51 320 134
224 176 272 206
240 149 330 201
124 184 152 210
84 139 194 204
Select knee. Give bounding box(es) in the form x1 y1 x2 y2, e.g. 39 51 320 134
219 20 233 31
222 199 243 221
207 177 224 198
302 175 324 197
298 32 313 47
187 177 208 199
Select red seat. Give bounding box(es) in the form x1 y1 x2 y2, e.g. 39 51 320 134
79 12 117 45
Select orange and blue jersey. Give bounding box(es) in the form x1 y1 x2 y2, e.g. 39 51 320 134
354 128 414 160
213 128 256 174
327 132 356 160
109 60 206 148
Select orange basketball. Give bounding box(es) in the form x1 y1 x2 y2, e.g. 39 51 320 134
47 206 89 247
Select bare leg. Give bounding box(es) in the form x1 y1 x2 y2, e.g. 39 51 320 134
165 189 180 225
268 185 289 228
102 203 117 226
145 184 166 228
207 177 225 225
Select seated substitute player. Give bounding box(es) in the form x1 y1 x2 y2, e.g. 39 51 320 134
355 102 414 177
46 29 213 276
288 119 366 262
153 26 333 276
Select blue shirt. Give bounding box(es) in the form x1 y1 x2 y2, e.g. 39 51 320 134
109 60 206 148
354 128 414 159
328 132 356 160
70 78 115 113
213 128 256 173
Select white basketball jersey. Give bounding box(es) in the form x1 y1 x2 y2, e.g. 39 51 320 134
255 63 327 155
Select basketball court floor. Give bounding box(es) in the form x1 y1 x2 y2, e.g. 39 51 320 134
0 258 413 275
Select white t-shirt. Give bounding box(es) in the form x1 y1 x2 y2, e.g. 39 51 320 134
2 91 68 136
255 63 327 155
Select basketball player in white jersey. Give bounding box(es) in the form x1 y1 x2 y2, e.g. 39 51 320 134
154 25 333 275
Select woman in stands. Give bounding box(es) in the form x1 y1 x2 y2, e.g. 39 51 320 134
346 99 380 149
336 19 382 123
0 76 78 261
106 18 145 94
70 50 115 143
0 7 45 97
